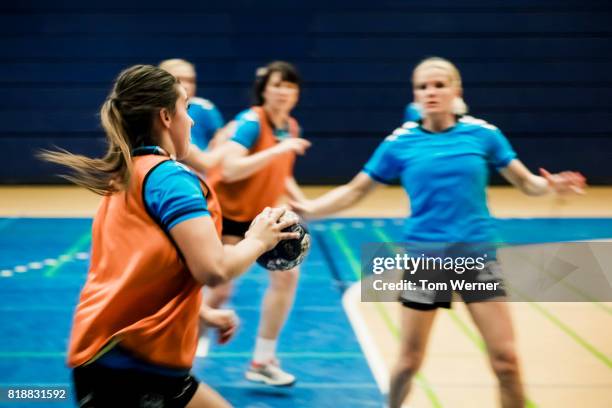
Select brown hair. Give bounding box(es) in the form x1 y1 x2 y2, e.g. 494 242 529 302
252 61 301 106
39 65 179 195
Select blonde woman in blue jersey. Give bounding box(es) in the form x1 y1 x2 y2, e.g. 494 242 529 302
293 57 585 408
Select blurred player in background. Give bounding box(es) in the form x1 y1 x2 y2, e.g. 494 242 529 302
293 57 586 408
206 61 311 386
160 58 232 174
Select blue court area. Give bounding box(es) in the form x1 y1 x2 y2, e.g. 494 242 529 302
1 217 612 407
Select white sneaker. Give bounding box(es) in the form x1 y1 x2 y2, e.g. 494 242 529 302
245 360 296 387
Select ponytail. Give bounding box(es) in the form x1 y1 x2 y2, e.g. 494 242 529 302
39 65 179 195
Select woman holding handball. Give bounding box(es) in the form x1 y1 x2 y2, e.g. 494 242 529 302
293 57 585 408
41 65 299 407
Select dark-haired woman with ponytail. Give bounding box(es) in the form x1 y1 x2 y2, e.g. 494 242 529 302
205 61 310 386
41 65 299 407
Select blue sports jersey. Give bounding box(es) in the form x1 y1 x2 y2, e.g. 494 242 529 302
363 116 516 243
231 108 294 149
403 102 422 123
188 97 224 151
144 159 210 231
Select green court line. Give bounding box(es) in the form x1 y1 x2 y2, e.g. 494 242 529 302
444 311 538 407
372 228 612 368
371 228 491 352
510 248 612 317
329 227 362 280
370 227 541 408
373 226 612 399
510 286 612 370
44 232 92 278
445 310 486 351
553 282 612 316
373 302 444 408
329 227 444 408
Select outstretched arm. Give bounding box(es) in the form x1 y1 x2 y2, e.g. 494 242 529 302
221 138 310 182
292 172 380 218
499 159 586 196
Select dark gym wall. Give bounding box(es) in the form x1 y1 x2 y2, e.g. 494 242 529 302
1 0 611 184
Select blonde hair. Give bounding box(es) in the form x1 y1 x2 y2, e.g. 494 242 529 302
159 58 195 76
39 65 179 195
412 57 468 115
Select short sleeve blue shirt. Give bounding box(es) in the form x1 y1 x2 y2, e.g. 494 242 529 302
230 108 295 149
144 160 210 232
188 97 224 151
363 116 517 242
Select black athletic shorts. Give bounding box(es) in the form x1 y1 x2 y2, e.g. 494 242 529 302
222 216 252 238
72 363 199 407
399 244 506 311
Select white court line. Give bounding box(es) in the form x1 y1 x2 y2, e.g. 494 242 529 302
351 221 366 229
0 252 90 279
342 282 389 394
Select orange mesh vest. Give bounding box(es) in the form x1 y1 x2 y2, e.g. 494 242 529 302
208 106 298 222
67 154 222 369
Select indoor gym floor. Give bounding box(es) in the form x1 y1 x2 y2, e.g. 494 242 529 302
0 186 610 407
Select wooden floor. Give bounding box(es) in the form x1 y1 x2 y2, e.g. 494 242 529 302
1 185 611 407
337 186 612 408
2 185 612 218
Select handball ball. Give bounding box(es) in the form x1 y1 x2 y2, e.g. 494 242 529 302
256 210 311 271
